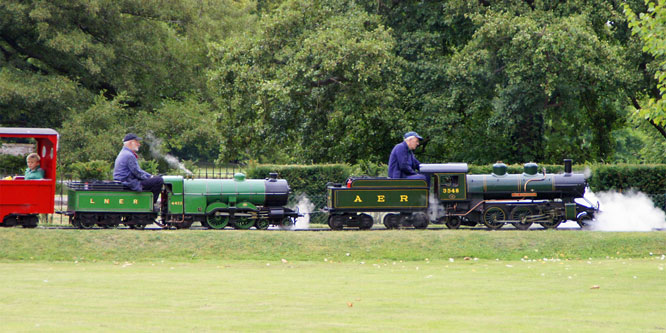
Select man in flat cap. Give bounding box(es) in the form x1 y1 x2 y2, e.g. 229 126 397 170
388 131 427 183
113 133 163 204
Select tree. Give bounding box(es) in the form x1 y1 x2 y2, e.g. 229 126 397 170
58 93 132 167
208 0 406 164
361 0 644 164
625 0 666 138
1 0 253 162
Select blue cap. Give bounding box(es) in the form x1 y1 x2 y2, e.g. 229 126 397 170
404 131 423 140
123 133 142 142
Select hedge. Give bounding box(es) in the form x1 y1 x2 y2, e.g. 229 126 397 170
587 164 666 211
246 164 354 223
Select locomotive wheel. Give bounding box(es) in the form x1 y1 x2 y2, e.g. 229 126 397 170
22 215 39 228
205 215 229 229
129 224 146 230
328 215 345 230
482 206 506 230
412 212 429 229
79 222 94 229
540 218 562 229
383 214 400 229
442 216 461 229
70 216 81 228
79 214 96 229
577 215 593 229
509 206 533 230
278 217 295 229
398 214 411 227
358 214 373 230
255 219 270 230
233 217 254 230
2 215 19 227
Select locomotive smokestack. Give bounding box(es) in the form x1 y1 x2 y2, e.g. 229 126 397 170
564 159 572 174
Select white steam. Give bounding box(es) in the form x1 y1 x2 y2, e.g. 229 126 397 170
292 194 314 230
144 132 193 175
587 190 666 232
428 193 445 222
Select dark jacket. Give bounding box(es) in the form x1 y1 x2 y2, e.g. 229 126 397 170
388 141 420 178
113 147 151 191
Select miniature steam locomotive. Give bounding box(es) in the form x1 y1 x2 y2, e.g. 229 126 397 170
64 172 299 229
325 159 597 230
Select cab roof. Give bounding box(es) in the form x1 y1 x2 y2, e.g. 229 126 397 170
0 127 59 137
419 163 469 174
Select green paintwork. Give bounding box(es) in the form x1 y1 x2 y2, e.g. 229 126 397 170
565 203 577 220
436 173 467 201
163 176 267 216
184 194 207 214
163 175 184 193
351 179 427 187
331 188 428 209
205 201 229 214
67 189 152 212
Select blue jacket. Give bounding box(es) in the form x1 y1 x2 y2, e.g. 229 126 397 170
113 147 151 191
388 141 420 178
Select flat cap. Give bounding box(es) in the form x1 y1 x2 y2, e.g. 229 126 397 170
123 133 142 142
404 131 423 140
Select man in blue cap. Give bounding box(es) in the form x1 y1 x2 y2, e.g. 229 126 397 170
113 133 163 204
388 131 428 184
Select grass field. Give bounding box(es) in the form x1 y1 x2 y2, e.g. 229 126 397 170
0 229 664 331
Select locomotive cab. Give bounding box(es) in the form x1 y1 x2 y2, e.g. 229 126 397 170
419 163 469 202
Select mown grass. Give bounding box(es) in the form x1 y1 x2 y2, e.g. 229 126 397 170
1 229 665 331
0 259 664 332
0 229 664 263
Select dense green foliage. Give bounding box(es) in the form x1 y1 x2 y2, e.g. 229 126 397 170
625 0 666 130
588 164 666 209
69 160 112 180
246 164 352 222
2 0 665 167
0 154 25 176
588 164 666 194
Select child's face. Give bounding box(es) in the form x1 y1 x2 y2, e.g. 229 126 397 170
27 158 39 170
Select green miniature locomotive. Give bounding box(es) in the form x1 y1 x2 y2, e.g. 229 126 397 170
159 173 298 229
64 172 299 229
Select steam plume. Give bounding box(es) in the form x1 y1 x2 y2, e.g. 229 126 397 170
292 193 314 230
584 190 666 231
144 132 193 175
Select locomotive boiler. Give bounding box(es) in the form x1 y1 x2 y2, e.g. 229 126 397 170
160 172 298 229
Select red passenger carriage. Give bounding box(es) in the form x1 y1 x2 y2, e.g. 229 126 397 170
0 128 59 227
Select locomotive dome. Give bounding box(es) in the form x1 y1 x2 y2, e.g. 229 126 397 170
523 162 538 175
492 162 508 176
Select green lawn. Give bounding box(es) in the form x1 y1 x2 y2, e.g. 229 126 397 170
1 229 664 331
0 258 664 331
